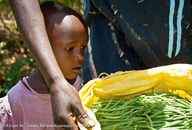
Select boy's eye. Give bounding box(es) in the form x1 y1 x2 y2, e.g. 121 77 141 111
65 47 73 51
81 45 87 49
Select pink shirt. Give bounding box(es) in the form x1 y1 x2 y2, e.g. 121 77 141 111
0 76 82 130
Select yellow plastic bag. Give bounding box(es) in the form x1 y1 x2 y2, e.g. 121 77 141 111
79 64 192 129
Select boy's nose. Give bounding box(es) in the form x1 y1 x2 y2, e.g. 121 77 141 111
75 52 84 61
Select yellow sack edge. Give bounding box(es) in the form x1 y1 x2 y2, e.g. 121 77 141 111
79 64 192 130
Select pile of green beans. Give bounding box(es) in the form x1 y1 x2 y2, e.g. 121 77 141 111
90 93 192 130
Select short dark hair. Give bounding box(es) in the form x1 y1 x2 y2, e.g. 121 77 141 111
40 1 87 31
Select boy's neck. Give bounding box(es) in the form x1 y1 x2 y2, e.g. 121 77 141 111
27 68 50 94
26 68 76 94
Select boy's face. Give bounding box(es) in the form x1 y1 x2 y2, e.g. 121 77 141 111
49 14 88 80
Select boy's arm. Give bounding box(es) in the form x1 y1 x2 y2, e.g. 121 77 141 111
8 0 95 129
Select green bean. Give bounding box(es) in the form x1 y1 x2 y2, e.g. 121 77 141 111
166 106 185 116
152 121 167 124
150 110 164 118
109 99 122 109
103 97 114 109
144 113 153 128
134 125 137 130
174 99 190 107
112 124 117 130
98 118 130 122
175 97 190 105
91 92 192 129
102 125 115 130
163 120 184 128
102 121 137 129
119 108 135 117
121 96 141 106
95 111 123 116
98 105 134 112
150 115 170 119
118 125 148 129
144 102 162 114
173 115 190 120
101 115 122 119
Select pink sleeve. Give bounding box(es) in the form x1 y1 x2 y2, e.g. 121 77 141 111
0 96 12 129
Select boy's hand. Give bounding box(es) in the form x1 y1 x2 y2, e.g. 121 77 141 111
50 79 95 130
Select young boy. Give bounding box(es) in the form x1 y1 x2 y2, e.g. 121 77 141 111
0 1 88 129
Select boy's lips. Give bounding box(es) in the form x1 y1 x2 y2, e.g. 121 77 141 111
72 67 82 72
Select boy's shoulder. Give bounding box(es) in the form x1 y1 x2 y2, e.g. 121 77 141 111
7 79 30 102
